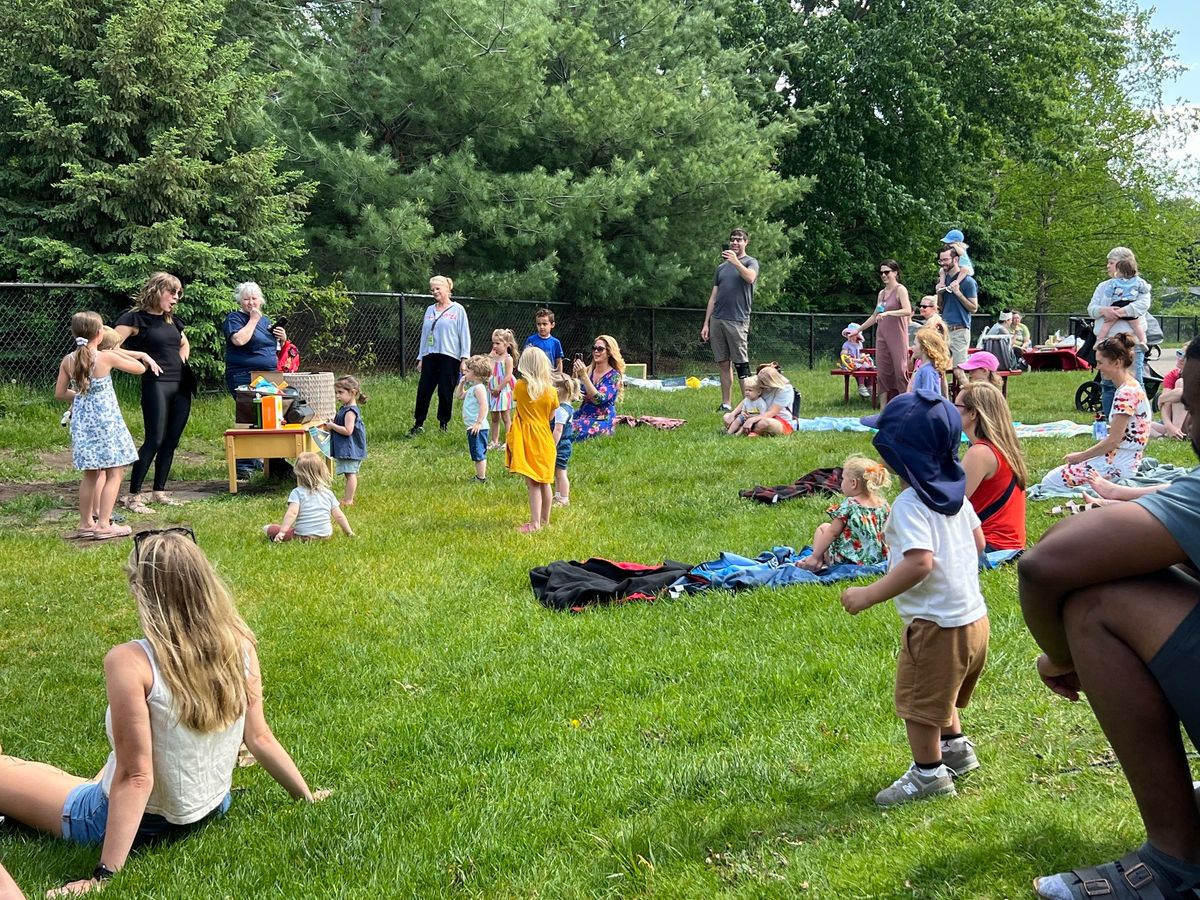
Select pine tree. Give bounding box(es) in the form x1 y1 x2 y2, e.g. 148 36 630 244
0 0 315 376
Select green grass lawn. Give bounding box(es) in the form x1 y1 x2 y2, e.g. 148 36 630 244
1 368 1196 898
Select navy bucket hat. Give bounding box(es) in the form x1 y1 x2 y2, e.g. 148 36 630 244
861 391 966 515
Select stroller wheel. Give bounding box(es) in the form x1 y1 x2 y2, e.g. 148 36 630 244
1147 344 1161 361
1075 380 1103 414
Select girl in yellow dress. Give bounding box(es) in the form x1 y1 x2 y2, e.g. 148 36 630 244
506 346 557 532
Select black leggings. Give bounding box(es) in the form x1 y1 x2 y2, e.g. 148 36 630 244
412 353 460 428
129 379 192 493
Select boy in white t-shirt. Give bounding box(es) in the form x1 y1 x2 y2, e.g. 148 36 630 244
842 390 989 807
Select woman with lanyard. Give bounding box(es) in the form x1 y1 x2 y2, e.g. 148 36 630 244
114 272 194 514
409 276 471 435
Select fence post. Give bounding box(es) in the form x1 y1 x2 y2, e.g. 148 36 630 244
650 307 657 378
807 313 814 369
398 294 407 376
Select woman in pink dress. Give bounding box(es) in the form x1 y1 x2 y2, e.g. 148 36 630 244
859 259 913 407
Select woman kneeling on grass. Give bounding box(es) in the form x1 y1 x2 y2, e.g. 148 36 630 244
0 530 328 897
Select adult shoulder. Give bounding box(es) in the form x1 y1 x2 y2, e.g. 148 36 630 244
114 309 143 328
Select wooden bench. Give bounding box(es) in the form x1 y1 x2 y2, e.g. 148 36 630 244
831 367 880 408
224 427 332 494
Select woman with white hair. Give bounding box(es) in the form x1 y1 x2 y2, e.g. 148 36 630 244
1088 246 1151 415
222 282 288 479
409 275 472 435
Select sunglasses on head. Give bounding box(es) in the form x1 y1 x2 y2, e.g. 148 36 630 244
133 526 197 561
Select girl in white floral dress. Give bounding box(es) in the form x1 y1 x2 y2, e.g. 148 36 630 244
55 312 160 539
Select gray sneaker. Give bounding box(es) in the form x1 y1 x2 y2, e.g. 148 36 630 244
875 764 956 808
941 737 979 777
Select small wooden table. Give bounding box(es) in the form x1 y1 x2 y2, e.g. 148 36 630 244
223 427 331 493
831 368 880 408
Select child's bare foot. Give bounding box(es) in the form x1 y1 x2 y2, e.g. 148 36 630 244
341 499 354 507
516 522 541 533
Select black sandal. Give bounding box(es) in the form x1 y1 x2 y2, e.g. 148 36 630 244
1035 849 1189 899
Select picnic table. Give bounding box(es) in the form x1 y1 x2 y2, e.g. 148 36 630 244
831 367 880 408
1021 347 1091 371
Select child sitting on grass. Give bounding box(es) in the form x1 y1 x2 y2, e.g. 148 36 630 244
264 451 354 542
456 355 492 482
841 391 988 808
797 454 891 571
723 376 768 435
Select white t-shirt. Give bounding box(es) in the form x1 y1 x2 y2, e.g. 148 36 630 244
288 486 339 537
761 385 795 422
885 488 986 628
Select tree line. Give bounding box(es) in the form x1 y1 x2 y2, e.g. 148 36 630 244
2 0 1197 372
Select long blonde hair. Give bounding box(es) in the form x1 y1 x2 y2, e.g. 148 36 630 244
518 346 552 401
589 334 626 399
842 454 891 500
294 451 332 491
914 326 951 373
133 272 182 322
956 382 1028 488
126 533 254 732
552 371 581 403
67 311 104 396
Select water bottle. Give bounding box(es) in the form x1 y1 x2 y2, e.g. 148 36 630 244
1092 414 1107 440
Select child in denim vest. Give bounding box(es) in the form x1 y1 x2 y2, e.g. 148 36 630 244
550 372 580 506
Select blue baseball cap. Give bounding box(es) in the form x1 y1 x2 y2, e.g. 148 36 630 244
861 391 966 515
941 228 965 244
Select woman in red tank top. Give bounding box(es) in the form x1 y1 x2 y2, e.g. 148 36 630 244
955 382 1028 550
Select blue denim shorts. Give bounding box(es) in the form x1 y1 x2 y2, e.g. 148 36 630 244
555 438 572 471
62 782 231 847
467 427 489 463
335 458 362 475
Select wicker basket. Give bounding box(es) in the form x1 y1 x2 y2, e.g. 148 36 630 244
250 371 336 421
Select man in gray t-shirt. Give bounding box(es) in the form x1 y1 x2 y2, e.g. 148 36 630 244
700 228 760 410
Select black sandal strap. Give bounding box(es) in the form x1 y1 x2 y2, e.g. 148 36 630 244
1070 852 1169 899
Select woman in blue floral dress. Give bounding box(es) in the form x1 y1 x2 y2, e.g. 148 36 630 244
571 334 625 441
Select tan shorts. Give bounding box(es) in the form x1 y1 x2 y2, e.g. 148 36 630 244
948 328 971 367
894 615 989 727
710 318 749 365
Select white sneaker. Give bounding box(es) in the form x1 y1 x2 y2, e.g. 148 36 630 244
875 763 956 807
858 385 871 398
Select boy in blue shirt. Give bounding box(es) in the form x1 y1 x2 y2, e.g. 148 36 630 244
525 308 564 373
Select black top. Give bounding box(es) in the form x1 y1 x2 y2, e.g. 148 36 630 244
115 310 185 382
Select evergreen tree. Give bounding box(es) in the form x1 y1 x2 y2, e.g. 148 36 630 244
267 0 806 307
0 0 314 377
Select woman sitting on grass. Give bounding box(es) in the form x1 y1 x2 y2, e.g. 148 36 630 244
955 381 1027 551
744 364 797 436
0 530 328 896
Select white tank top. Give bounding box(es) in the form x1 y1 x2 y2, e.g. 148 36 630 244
101 639 245 824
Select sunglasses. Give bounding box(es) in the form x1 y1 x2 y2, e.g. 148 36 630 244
879 269 893 275
592 346 607 352
133 526 197 561
919 303 935 309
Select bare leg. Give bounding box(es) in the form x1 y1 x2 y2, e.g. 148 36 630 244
718 360 733 407
538 482 552 527
905 719 942 765
77 470 100 530
475 458 487 479
501 410 512 444
0 861 26 900
523 478 543 531
1062 569 1200 862
751 417 785 436
941 709 963 739
488 411 500 447
96 466 125 528
91 469 107 521
0 751 89 836
555 468 569 501
342 473 357 506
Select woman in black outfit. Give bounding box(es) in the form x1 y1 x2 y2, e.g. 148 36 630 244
114 272 193 513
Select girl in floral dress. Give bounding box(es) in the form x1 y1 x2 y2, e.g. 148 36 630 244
798 455 892 570
487 328 518 449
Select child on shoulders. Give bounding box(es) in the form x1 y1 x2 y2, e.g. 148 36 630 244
937 228 976 295
263 451 354 541
798 454 891 571
840 391 988 808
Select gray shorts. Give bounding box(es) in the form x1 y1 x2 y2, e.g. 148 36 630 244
1149 597 1200 751
710 318 749 365
948 328 970 367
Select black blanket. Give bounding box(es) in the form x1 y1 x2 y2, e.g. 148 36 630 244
530 557 693 611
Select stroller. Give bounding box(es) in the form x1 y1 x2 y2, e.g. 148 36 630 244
1072 314 1163 413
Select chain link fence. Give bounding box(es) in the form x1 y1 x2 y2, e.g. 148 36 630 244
3 283 1197 389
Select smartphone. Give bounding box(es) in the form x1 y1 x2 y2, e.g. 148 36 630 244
274 316 288 330
721 242 730 253
573 351 585 363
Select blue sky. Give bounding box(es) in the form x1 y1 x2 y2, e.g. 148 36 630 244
1139 0 1200 104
